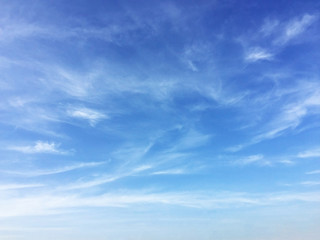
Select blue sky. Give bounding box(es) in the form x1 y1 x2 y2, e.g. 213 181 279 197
0 0 320 239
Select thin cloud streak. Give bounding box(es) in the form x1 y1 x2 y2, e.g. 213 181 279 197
277 14 318 44
245 47 273 62
232 154 271 166
67 107 108 126
0 184 43 191
0 190 319 218
306 170 320 175
228 81 320 151
2 162 106 177
301 181 320 186
0 2 319 238
152 168 186 175
298 148 320 158
7 141 70 155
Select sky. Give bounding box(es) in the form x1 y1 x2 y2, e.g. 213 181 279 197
0 0 320 239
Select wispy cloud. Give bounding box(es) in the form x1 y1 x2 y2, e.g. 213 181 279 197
277 14 318 44
232 154 270 166
245 47 273 62
0 190 320 217
241 13 318 63
132 165 153 172
152 168 186 175
306 170 320 175
298 147 320 158
260 19 279 36
2 162 105 177
0 184 43 191
258 13 318 46
60 163 154 190
180 42 212 72
67 107 108 126
301 181 320 186
8 141 70 154
225 144 246 153
172 129 211 151
251 82 320 144
278 159 295 165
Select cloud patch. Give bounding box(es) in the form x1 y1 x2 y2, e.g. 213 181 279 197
3 161 105 177
67 107 108 126
245 47 273 62
232 154 270 166
8 141 69 154
306 170 320 175
271 13 318 45
298 148 320 158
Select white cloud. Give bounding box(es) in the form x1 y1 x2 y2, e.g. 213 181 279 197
8 97 34 108
298 148 320 158
245 47 273 62
233 154 270 166
132 165 153 172
0 184 43 191
306 170 320 175
240 14 318 64
67 107 108 126
181 43 211 72
152 168 186 175
8 141 69 154
0 190 320 217
225 144 246 152
60 163 154 190
60 175 120 190
253 83 320 142
301 181 320 186
173 130 210 151
0 22 50 42
278 159 295 165
3 162 105 177
285 14 317 39
260 19 279 36
276 14 318 44
199 83 247 106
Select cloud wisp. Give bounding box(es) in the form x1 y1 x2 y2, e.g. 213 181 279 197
67 107 108 126
2 161 106 177
228 81 320 151
231 154 271 166
245 47 273 62
0 184 43 191
298 148 320 158
276 14 318 44
306 170 320 175
8 141 70 155
0 189 320 218
0 2 319 239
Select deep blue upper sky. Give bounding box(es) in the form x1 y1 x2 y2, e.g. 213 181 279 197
0 0 320 239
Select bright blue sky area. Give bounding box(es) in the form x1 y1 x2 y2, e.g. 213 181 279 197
0 0 320 239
